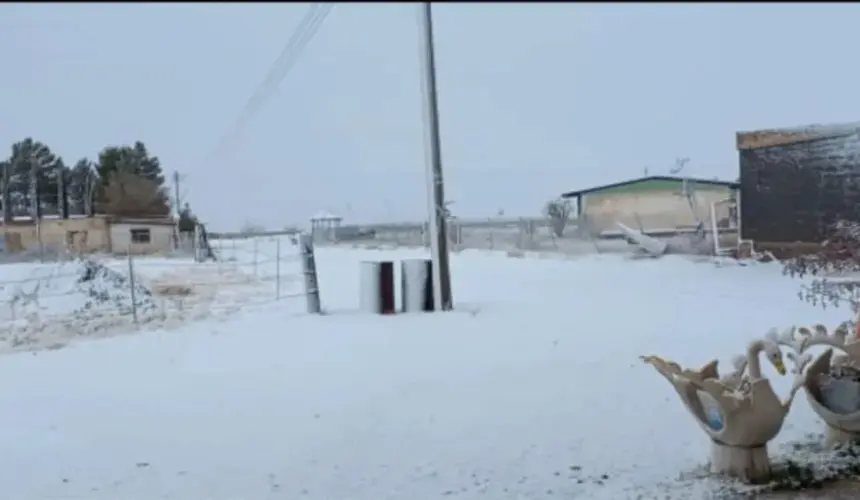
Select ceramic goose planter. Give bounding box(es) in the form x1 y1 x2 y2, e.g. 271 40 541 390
797 322 860 448
641 328 806 484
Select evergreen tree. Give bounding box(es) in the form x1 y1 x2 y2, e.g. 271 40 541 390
4 138 64 218
177 203 198 233
132 141 165 186
0 139 174 219
95 142 169 216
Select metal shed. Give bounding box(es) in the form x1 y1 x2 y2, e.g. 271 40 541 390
737 121 860 252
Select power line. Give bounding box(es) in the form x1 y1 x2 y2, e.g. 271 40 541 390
208 3 334 160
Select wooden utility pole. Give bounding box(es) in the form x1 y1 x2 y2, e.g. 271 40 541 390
418 2 453 311
173 170 183 251
173 170 182 219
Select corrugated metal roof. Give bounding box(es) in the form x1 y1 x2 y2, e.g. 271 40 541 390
560 175 738 199
736 121 860 150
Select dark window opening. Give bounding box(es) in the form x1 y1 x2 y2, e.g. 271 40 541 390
130 228 151 244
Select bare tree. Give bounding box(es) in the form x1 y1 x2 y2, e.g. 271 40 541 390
83 169 99 216
543 198 572 238
669 157 690 175
783 220 860 314
97 170 170 217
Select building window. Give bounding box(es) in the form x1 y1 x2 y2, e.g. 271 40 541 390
130 228 151 244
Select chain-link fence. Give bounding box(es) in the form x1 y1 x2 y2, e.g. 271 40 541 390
314 215 739 257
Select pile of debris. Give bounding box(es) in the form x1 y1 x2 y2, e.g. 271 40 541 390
74 258 157 318
616 222 669 258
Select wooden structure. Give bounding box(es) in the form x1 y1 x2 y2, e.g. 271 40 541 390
561 175 738 235
0 215 176 256
310 211 342 242
737 121 860 254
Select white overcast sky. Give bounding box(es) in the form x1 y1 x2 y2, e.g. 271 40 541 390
3 3 860 230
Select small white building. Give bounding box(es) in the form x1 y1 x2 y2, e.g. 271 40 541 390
0 215 177 255
107 217 177 255
310 211 342 242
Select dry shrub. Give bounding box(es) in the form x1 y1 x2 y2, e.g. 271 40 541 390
783 220 860 312
152 284 193 297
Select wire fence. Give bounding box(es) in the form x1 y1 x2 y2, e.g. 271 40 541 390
0 234 319 353
315 214 740 257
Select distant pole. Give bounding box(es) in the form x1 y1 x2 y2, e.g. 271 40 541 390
29 154 43 260
418 2 453 311
173 171 182 219
173 171 182 251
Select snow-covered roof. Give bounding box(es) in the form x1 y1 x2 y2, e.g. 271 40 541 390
736 120 860 150
310 211 342 221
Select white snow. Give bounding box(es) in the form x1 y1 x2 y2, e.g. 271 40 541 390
310 210 342 221
0 237 306 351
0 242 853 498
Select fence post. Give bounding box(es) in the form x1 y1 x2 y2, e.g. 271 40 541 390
299 232 322 314
275 237 281 300
216 237 222 274
192 224 201 262
36 217 44 262
253 237 259 277
127 251 138 325
710 202 721 256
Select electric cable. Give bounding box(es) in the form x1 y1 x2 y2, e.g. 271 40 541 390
207 3 334 160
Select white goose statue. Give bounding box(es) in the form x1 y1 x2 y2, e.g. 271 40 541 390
797 319 860 447
640 327 807 484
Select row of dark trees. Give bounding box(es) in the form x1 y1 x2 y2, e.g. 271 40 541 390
0 137 174 221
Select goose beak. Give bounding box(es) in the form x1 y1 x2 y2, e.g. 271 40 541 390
774 360 787 375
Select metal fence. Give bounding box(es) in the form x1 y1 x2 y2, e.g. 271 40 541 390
317 216 739 257
0 234 321 352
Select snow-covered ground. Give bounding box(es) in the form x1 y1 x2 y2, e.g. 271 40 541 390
0 236 304 351
0 243 854 499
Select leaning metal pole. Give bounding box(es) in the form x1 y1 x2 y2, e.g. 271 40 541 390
418 2 453 311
